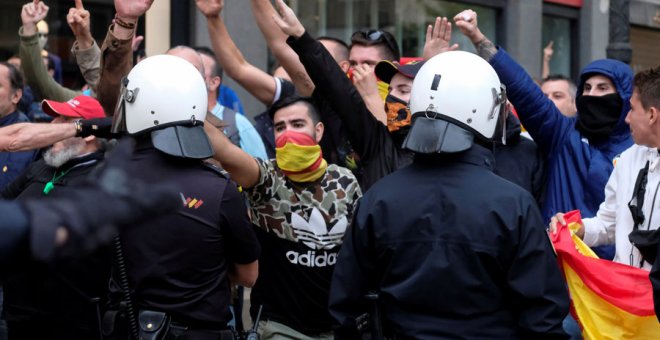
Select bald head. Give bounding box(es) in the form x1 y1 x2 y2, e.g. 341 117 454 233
166 46 204 75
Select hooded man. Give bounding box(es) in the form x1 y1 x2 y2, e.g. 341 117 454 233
454 10 633 227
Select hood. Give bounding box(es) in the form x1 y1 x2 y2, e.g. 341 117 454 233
577 59 633 137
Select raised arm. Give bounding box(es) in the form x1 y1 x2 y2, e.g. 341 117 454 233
454 9 571 156
67 0 101 91
96 0 152 116
250 0 315 96
273 0 386 159
19 0 79 101
203 119 261 189
196 0 277 106
542 41 554 80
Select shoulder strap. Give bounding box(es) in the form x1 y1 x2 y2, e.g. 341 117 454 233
222 107 241 148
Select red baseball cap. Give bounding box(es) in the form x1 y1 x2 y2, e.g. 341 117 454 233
42 95 105 119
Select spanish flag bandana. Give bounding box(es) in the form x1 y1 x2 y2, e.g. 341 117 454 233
275 130 327 183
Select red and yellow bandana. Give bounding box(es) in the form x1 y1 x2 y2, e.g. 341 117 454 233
275 130 328 183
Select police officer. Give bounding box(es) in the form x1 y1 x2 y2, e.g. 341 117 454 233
103 55 260 340
329 51 569 339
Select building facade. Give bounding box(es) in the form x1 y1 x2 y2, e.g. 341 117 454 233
0 0 658 118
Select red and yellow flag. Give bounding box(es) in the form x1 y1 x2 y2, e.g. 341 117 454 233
550 210 660 338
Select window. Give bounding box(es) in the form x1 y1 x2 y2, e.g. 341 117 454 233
542 3 579 79
293 0 501 59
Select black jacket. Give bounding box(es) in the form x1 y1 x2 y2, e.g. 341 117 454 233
1 152 108 339
288 32 413 190
493 114 546 207
329 145 569 339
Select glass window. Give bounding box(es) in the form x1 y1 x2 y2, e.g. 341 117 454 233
542 15 572 77
294 0 499 59
396 1 497 57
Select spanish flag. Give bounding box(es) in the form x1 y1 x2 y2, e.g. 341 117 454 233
550 210 660 338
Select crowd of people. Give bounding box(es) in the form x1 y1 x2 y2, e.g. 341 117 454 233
1 0 660 339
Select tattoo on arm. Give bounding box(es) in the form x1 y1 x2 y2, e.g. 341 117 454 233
475 38 497 61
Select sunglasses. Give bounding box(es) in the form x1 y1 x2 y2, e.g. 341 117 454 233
351 30 400 60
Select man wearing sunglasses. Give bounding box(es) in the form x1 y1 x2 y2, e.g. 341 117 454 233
349 30 400 70
550 67 660 270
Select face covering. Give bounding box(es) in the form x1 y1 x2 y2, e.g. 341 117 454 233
575 93 623 140
384 94 412 133
275 130 328 183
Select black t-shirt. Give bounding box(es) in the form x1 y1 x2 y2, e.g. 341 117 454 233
108 139 260 328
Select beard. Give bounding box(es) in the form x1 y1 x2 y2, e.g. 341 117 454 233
43 138 88 168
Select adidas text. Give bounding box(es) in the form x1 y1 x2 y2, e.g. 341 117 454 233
286 250 337 267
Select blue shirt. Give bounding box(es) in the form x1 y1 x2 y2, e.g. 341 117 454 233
218 85 244 115
211 103 268 160
0 111 39 190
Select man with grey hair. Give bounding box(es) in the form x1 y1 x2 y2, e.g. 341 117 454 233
1 95 109 339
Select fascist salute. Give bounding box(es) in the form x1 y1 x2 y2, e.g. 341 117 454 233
204 95 361 338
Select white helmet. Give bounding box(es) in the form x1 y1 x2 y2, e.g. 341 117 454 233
403 51 507 154
111 54 212 159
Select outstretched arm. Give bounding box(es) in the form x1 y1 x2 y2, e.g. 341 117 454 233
196 0 277 106
542 41 553 80
250 0 315 96
273 0 385 158
453 10 497 62
454 9 570 156
19 0 79 101
203 119 260 189
96 0 152 116
0 122 76 152
68 0 101 91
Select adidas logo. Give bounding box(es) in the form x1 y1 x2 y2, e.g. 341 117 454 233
290 208 347 250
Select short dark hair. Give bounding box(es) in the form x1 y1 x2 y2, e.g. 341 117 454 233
318 36 349 62
268 95 321 124
0 62 24 93
542 74 577 99
350 30 400 61
633 67 660 111
194 46 224 79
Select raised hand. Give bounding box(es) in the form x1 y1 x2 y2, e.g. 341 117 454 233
114 0 153 23
272 0 305 38
21 0 49 35
453 9 484 44
543 40 554 62
67 0 93 47
352 64 378 95
422 17 459 60
195 0 223 18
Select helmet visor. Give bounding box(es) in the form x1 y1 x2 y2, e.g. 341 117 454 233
111 77 131 134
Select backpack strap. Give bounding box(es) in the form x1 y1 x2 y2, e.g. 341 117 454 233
222 107 241 148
